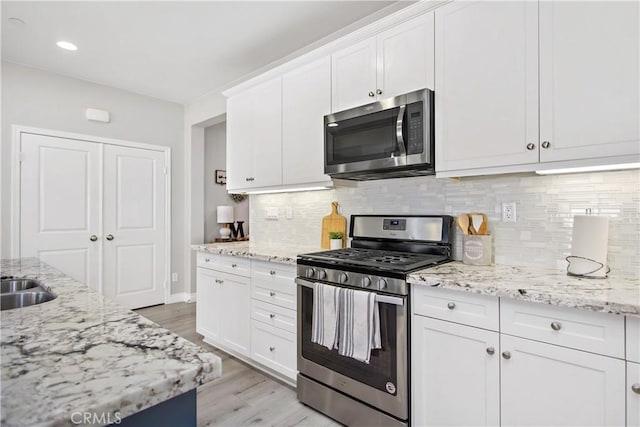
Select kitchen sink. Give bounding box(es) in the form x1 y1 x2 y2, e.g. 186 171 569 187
0 278 56 310
1 279 40 294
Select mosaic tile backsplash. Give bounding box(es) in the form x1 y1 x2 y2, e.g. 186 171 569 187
249 170 640 277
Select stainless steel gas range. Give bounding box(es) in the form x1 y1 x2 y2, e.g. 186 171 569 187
296 215 453 426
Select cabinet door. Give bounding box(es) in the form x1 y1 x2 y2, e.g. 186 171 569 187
331 37 377 112
196 268 221 342
629 362 640 427
435 1 539 172
412 316 499 426
219 273 251 357
282 56 331 185
501 335 625 427
376 12 434 99
539 1 639 163
226 78 282 190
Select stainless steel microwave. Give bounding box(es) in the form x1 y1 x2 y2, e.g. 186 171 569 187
324 88 434 180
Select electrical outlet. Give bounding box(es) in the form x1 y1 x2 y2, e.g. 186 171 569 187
502 202 517 222
266 207 279 220
171 273 178 282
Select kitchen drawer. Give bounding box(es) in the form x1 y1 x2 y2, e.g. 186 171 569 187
252 299 296 334
251 260 296 285
251 320 297 380
251 268 296 310
412 286 499 331
197 252 251 277
628 316 640 363
500 299 624 358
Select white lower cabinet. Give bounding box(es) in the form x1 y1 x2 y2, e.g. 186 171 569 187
412 316 499 426
251 320 297 380
629 362 640 427
501 334 625 427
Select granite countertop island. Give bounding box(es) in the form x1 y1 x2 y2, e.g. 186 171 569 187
408 261 640 317
1 258 222 427
192 242 322 265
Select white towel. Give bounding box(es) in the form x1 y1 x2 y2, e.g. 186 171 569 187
337 287 382 364
311 283 340 350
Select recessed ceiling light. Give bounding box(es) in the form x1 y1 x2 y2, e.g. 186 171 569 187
8 17 25 25
56 41 78 51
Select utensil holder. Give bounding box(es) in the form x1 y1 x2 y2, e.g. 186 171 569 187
463 235 493 266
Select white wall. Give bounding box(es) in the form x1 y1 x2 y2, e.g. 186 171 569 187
1 61 188 295
204 122 249 242
250 170 640 277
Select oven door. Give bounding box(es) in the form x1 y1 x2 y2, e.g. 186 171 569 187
296 278 408 421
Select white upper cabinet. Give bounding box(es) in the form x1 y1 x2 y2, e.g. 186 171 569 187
331 12 435 112
539 1 640 163
282 57 332 185
435 1 539 173
226 77 282 191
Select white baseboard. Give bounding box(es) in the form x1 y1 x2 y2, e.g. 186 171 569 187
167 292 197 304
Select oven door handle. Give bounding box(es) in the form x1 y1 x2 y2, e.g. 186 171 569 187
296 278 405 306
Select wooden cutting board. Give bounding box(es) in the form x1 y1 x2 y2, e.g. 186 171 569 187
321 201 347 249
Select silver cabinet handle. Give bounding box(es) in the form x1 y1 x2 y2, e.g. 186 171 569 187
632 384 640 394
486 347 495 355
269 346 275 352
526 143 536 150
106 234 114 241
269 291 276 297
89 235 98 242
550 321 562 331
269 270 276 275
269 314 276 319
376 89 383 95
502 351 511 360
447 302 456 310
542 141 551 149
368 91 375 97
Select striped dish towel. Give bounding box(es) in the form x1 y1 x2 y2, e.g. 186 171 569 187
311 282 340 350
337 287 381 364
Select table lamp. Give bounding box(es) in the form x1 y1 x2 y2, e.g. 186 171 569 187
217 205 234 240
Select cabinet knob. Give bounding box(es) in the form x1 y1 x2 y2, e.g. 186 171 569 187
526 143 536 151
632 384 640 394
269 346 275 352
368 91 375 97
269 270 276 275
502 351 511 360
550 321 562 331
205 258 211 262
376 89 383 95
231 263 237 268
447 302 456 310
269 291 276 297
245 177 255 182
89 235 98 242
105 234 114 241
486 347 495 355
269 313 276 319
542 141 551 149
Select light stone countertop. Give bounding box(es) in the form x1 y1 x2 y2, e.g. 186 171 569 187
192 242 323 265
0 258 222 427
408 261 640 317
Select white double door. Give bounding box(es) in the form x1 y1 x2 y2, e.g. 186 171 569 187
20 132 167 309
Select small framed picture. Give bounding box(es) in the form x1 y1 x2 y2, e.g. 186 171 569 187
215 170 227 185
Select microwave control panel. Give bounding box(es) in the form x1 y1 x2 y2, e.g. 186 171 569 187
406 101 424 155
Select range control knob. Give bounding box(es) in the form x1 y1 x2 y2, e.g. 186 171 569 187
362 276 372 287
306 268 315 278
339 273 348 283
378 278 388 289
317 269 327 280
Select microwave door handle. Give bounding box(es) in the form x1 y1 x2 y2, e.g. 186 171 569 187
395 104 407 157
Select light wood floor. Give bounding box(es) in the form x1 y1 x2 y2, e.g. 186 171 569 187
136 302 339 427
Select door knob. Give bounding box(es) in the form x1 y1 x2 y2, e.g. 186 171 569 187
89 235 98 242
105 234 114 241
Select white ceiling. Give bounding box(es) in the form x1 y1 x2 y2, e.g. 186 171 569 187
1 1 408 104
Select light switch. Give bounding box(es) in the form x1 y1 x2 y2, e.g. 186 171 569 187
266 207 279 220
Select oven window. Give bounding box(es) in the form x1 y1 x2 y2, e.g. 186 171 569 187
326 107 404 165
300 285 398 394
